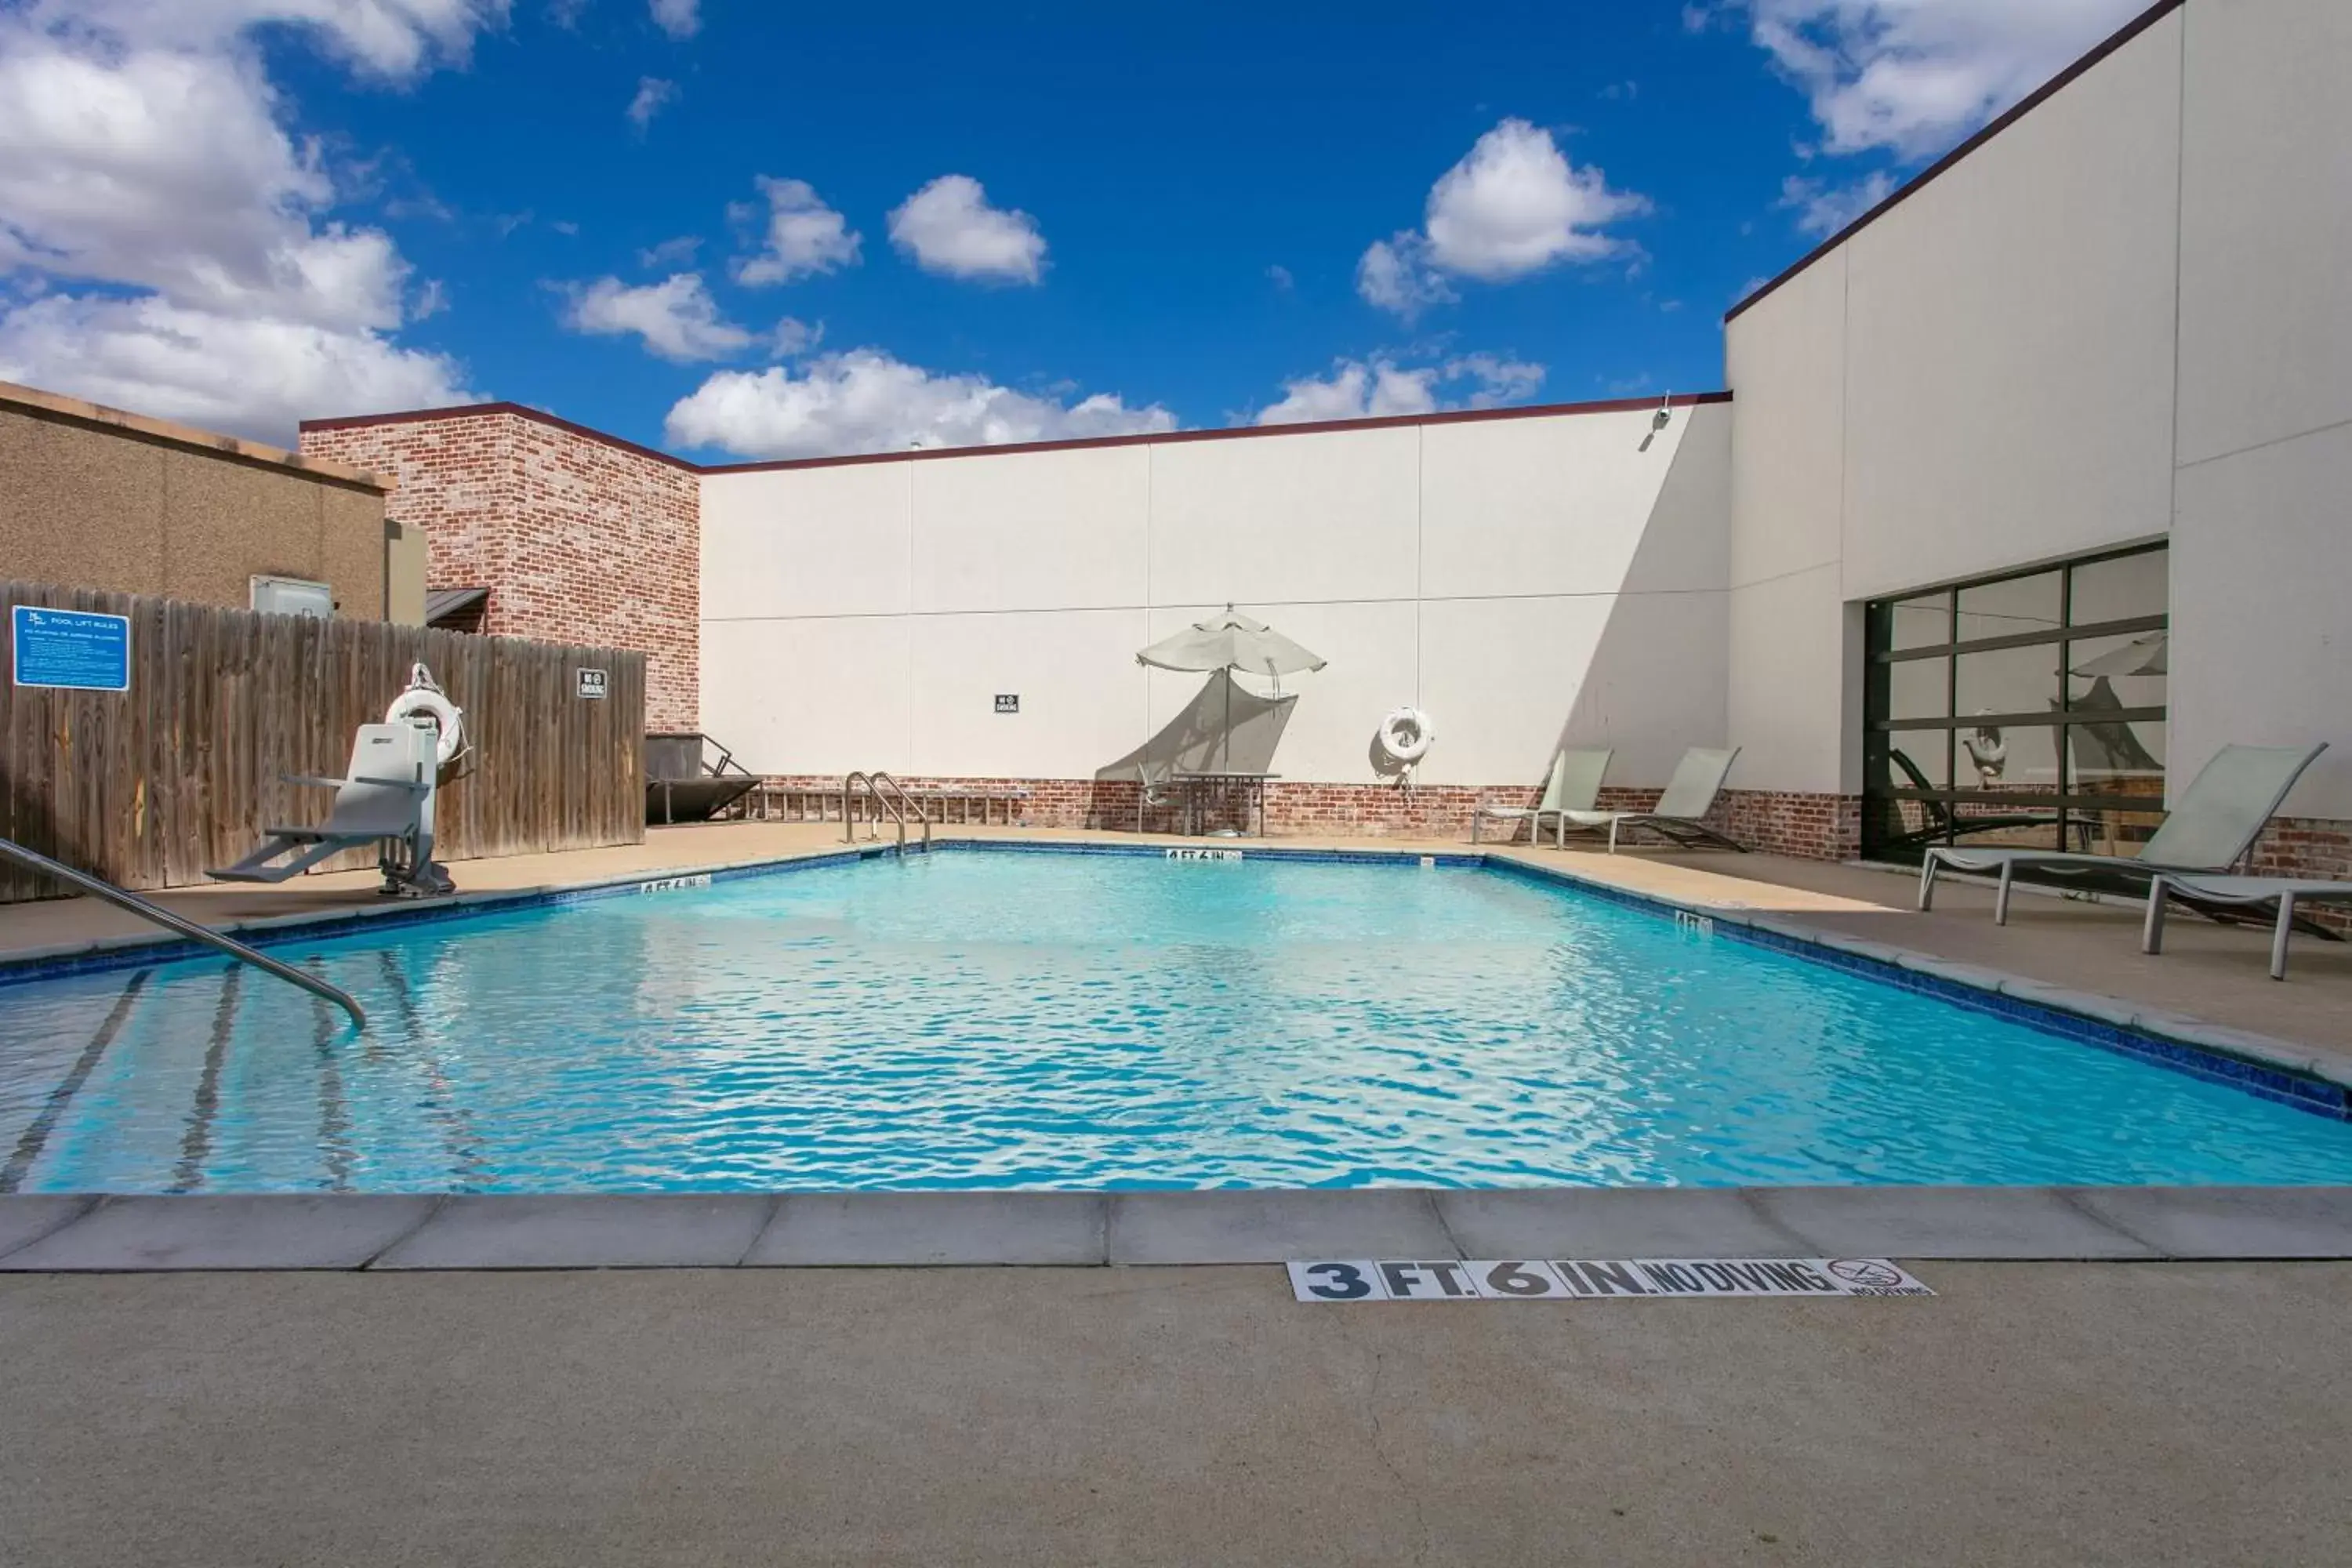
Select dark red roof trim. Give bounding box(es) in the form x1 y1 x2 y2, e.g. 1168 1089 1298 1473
302 391 1731 474
1724 0 2186 325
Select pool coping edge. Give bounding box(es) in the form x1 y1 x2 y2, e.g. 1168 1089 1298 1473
4 1186 2350 1271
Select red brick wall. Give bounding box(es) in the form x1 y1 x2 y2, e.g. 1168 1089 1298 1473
300 410 701 731
1717 789 1863 861
746 775 1768 846
2249 816 2352 932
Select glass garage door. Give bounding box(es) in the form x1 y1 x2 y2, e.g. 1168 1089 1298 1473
1862 544 2169 863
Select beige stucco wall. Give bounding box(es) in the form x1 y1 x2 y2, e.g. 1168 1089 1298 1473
0 387 393 618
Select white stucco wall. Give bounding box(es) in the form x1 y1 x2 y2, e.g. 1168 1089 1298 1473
1725 5 2194 801
2169 0 2352 817
700 403 1733 789
1724 0 2350 819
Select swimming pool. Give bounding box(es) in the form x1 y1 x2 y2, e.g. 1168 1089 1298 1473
2 846 2347 1193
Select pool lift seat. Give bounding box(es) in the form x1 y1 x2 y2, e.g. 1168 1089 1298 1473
209 720 455 896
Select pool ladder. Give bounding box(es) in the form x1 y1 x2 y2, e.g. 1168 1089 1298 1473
0 834 365 1027
840 771 931 856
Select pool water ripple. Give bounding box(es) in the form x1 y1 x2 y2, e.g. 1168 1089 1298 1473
2 852 2349 1192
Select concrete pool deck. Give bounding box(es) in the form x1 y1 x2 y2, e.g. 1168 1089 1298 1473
5 1260 2350 1566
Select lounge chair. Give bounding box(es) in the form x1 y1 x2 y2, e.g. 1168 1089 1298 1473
1918 742 2327 924
211 722 453 895
1877 747 2090 854
1555 746 1744 853
1472 749 1610 846
2141 873 2352 980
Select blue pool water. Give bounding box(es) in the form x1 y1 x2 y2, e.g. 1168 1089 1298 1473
2 849 2348 1193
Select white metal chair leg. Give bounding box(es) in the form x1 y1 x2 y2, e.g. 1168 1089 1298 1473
1918 855 1939 912
2141 879 2167 954
1607 817 1621 854
1994 861 2015 925
2272 892 2296 981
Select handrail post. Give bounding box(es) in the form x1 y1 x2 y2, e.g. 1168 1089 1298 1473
0 836 365 1028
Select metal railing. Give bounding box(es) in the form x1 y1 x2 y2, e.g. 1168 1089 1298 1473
0 837 366 1028
840 771 931 855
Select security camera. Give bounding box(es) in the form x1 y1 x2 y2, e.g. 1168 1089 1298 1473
1638 394 1672 451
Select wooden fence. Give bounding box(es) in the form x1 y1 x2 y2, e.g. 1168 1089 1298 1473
2 582 645 902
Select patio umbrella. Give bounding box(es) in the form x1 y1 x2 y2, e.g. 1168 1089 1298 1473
1136 605 1327 770
2068 631 2168 679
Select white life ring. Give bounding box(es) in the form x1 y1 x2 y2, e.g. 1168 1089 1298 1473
386 687 465 768
1377 706 1436 764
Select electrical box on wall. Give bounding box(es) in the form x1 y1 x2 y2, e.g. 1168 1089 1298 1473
250 575 334 618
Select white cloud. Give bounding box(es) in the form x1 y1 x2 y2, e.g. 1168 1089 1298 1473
0 2 492 439
0 292 476 439
648 0 697 39
1254 354 1545 425
638 234 701 267
768 315 820 358
0 41 404 329
20 0 510 82
730 176 860 286
1445 352 1546 408
666 348 1174 459
560 273 750 361
1740 0 2151 158
887 175 1046 285
1256 361 1438 425
626 75 675 133
1354 234 1455 321
1265 263 1293 291
1776 169 1900 234
1423 118 1648 279
1357 119 1645 318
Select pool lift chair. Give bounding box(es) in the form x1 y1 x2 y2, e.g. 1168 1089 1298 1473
210 664 466 897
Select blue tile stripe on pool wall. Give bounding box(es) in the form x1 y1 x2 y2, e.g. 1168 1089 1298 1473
3 837 2341 1121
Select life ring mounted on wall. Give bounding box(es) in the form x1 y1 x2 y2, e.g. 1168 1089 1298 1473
1377 706 1436 764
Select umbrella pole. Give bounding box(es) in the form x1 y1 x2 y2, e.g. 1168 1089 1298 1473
1222 668 1232 773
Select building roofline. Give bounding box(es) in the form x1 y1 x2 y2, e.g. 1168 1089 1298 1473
1723 0 2185 325
700 390 1733 474
299 400 700 473
5 379 390 492
301 390 1733 475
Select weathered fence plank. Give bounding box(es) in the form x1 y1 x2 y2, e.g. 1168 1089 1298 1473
0 582 645 902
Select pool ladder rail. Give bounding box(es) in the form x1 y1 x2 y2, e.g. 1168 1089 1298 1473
840 771 931 856
0 834 366 1029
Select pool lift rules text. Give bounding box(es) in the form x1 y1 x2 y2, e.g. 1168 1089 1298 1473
1288 1258 1933 1302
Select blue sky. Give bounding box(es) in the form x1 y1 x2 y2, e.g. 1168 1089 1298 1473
0 1 2152 457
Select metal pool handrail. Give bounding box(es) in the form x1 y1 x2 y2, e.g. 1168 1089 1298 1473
840 771 930 855
0 836 365 1029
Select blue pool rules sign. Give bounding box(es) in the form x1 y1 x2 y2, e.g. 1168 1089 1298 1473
12 605 132 691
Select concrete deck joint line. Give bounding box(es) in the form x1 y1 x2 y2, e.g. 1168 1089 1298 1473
0 1194 102 1263
357 1193 450 1269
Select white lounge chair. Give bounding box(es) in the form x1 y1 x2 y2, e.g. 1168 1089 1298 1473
211 722 452 895
2142 873 2352 980
1918 742 2327 924
1472 749 1611 847
1555 746 1744 853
